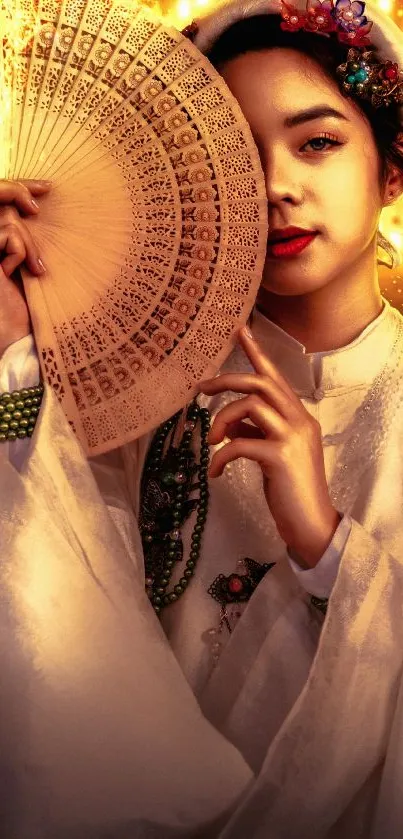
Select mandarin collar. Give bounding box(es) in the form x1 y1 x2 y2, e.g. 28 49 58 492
249 298 395 399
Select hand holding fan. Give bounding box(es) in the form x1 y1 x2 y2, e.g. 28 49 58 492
0 0 267 455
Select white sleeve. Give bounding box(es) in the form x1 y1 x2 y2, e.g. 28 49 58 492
286 513 353 599
216 518 403 838
0 333 39 390
0 384 253 837
0 334 40 469
0 335 143 561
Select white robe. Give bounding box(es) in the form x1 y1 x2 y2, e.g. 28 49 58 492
1 298 403 838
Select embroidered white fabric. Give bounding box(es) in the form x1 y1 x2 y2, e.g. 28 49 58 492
2 300 403 836
288 514 353 598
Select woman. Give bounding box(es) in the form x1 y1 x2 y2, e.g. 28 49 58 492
3 0 403 836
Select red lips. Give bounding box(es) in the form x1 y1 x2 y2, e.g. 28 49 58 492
267 226 316 243
266 227 318 259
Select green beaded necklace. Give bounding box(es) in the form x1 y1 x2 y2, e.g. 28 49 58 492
0 383 44 442
139 399 210 615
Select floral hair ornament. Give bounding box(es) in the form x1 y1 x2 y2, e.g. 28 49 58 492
337 48 403 107
281 0 403 107
281 0 373 46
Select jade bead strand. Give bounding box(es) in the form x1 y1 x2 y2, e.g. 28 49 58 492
0 384 44 442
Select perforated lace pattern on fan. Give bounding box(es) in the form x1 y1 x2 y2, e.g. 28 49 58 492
1 0 268 455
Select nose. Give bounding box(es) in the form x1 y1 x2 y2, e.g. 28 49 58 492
263 147 303 208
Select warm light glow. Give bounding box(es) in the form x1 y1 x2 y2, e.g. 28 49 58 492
163 0 402 29
380 196 403 263
377 0 393 13
161 0 218 28
178 0 190 16
162 0 217 27
389 230 403 250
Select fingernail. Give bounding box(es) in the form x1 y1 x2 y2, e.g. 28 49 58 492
209 468 220 479
31 198 39 208
37 257 46 272
243 325 253 340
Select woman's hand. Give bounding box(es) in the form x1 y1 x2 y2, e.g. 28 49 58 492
0 179 51 357
199 326 341 568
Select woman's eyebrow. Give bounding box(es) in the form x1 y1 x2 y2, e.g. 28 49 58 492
284 105 349 128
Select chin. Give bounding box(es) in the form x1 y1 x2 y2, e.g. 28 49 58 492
260 273 319 297
261 259 334 297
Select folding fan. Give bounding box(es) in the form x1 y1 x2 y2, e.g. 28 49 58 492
0 0 268 455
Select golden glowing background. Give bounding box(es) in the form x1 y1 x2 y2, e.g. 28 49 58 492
373 0 403 311
161 0 402 28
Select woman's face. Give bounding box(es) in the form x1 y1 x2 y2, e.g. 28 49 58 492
220 48 388 297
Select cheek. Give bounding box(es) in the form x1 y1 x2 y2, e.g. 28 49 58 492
321 156 381 245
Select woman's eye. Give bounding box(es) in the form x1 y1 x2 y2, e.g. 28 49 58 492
302 135 341 153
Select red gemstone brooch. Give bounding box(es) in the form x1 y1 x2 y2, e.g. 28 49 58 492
204 558 275 665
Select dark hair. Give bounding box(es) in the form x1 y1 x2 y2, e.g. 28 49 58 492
207 14 403 186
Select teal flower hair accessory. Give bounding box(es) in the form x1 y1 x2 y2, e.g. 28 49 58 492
336 48 403 107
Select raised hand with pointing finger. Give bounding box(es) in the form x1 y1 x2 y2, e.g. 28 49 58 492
199 326 341 568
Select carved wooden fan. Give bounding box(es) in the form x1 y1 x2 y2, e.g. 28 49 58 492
0 0 267 455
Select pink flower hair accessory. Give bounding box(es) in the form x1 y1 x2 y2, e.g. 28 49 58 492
281 0 373 46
